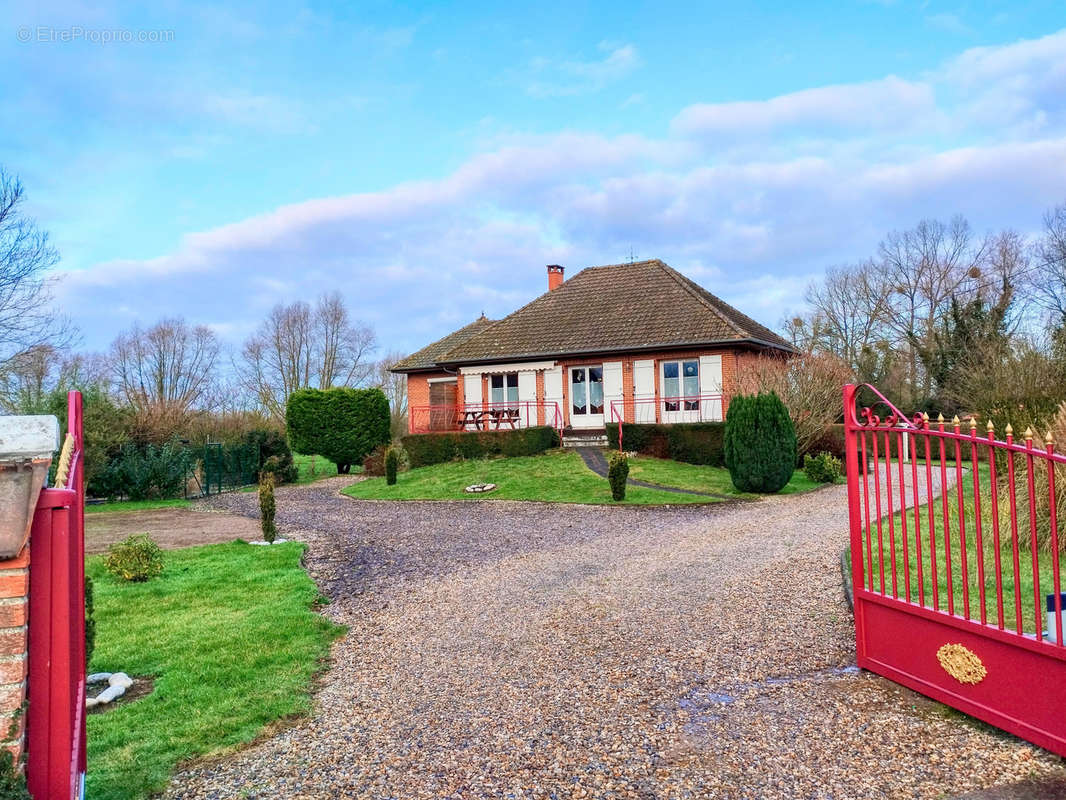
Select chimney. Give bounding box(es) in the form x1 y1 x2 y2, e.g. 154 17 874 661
547 264 564 291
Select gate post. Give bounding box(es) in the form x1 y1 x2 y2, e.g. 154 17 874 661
842 384 866 662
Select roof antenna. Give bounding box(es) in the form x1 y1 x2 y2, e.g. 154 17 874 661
627 245 636 264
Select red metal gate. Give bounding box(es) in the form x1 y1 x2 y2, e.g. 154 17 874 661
845 383 1066 756
26 391 86 798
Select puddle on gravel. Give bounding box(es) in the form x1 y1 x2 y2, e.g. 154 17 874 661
675 664 860 734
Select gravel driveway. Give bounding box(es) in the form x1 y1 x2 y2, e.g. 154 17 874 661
165 476 1066 799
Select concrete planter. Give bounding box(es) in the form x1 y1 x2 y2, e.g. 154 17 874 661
0 416 60 559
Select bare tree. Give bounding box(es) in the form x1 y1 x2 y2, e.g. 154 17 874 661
735 352 852 455
0 346 109 413
375 350 408 439
877 216 992 405
1031 202 1066 328
239 294 377 421
0 171 73 367
315 292 376 388
109 317 221 441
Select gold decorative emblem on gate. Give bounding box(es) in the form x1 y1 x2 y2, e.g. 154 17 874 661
936 643 987 685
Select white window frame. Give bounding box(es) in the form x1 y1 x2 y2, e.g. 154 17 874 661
661 359 701 422
489 373 519 409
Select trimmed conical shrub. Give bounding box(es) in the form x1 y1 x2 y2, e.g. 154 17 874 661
724 392 797 493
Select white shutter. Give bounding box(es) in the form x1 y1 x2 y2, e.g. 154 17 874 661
462 375 482 428
633 359 655 424
517 371 536 428
698 355 723 421
602 361 623 424
543 366 563 427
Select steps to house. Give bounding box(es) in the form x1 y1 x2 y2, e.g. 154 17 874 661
561 428 608 448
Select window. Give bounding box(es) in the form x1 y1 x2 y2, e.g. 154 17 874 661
662 360 699 412
490 373 518 409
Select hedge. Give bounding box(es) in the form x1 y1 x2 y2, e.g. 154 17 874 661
605 422 726 467
286 387 391 473
401 426 559 468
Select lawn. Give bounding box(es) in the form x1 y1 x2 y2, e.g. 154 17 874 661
293 452 343 483
86 541 344 800
86 497 193 514
343 449 819 505
855 461 1066 638
628 455 822 497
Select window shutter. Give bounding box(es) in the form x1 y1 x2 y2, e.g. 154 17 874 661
633 359 655 424
698 355 723 421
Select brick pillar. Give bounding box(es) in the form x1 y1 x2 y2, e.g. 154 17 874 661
0 546 28 761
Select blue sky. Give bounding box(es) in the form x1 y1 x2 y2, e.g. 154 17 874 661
4 0 1066 358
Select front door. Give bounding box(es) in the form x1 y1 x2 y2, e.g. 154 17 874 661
569 366 604 428
428 380 457 431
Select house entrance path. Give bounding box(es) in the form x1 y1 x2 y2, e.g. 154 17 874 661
165 475 1066 799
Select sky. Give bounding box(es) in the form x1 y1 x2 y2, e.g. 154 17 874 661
3 0 1066 360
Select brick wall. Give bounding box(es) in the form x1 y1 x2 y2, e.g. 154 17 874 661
556 347 744 427
405 371 453 433
0 546 28 760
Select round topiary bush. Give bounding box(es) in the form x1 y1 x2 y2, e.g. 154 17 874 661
724 392 797 493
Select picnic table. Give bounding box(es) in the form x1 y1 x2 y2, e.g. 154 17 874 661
458 408 520 430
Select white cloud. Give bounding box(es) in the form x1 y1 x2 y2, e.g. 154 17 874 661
672 76 936 139
525 42 641 97
55 28 1066 356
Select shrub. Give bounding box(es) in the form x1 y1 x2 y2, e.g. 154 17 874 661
362 445 387 476
258 475 277 543
607 452 629 501
605 422 725 466
724 392 797 493
105 534 164 582
97 441 191 501
260 454 297 484
0 749 29 800
804 451 843 484
85 575 96 669
385 446 399 485
287 387 391 473
244 428 298 484
735 352 850 456
401 426 559 468
998 401 1066 556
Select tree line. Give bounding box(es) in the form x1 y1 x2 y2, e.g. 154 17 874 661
0 169 408 493
783 205 1066 431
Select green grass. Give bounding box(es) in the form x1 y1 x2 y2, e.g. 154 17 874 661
857 461 1066 636
293 452 348 483
86 498 193 514
342 449 817 505
86 541 344 800
628 456 822 497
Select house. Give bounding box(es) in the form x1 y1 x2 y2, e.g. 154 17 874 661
391 259 796 441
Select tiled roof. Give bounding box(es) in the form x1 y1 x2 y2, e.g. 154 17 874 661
439 259 795 364
390 315 497 372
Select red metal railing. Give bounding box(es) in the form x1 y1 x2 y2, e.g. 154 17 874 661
27 391 86 799
845 383 1066 757
608 394 725 450
409 401 562 434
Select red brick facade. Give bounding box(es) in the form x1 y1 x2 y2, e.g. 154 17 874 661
406 346 756 432
0 545 28 761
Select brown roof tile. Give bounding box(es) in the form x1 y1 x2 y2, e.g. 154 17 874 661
440 259 794 364
390 315 497 372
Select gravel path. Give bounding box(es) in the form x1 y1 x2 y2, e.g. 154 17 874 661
165 474 1066 799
